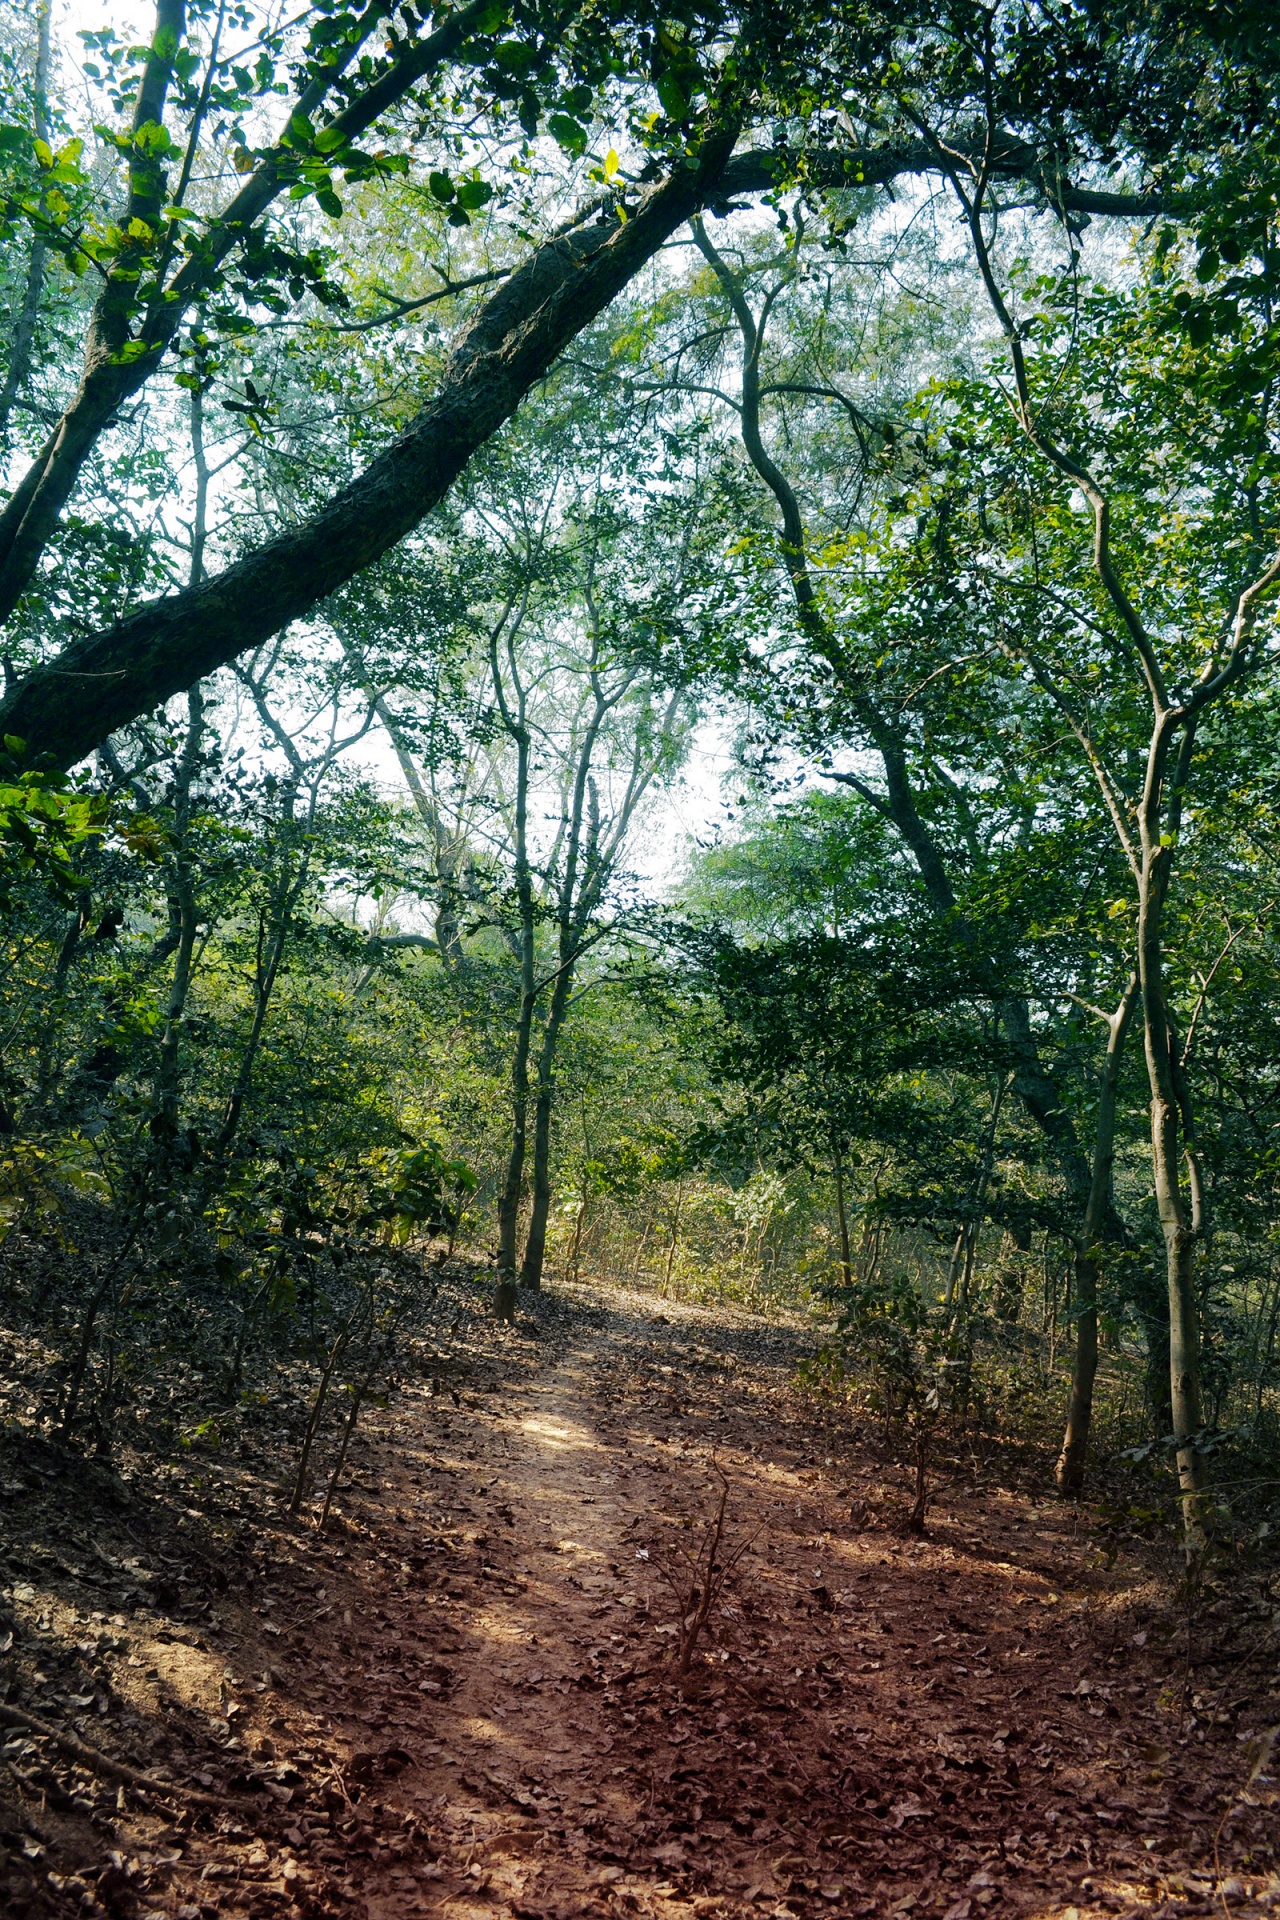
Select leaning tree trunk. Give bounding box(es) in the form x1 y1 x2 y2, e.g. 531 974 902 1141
0 121 744 765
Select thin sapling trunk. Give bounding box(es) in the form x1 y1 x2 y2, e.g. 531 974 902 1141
1056 974 1139 1495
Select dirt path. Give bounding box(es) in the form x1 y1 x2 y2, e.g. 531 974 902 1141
2 1280 1278 1920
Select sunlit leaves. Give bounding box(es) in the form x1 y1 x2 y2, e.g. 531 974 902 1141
0 743 111 914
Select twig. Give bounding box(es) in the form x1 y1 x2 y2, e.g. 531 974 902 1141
650 1458 757 1686
0 1703 226 1809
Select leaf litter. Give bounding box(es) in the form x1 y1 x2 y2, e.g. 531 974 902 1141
1 1270 1277 1920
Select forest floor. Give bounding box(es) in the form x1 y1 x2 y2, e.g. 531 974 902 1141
2 1272 1278 1920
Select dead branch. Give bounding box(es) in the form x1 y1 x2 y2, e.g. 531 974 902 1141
649 1458 757 1689
0 1703 227 1810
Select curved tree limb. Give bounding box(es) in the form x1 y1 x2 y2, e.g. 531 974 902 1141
0 122 1202 767
0 121 741 769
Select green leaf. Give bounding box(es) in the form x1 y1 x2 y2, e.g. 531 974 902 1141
428 170 455 203
134 120 172 154
548 112 586 156
315 126 347 154
1186 307 1214 347
455 177 492 210
655 73 688 119
493 39 535 75
316 188 343 218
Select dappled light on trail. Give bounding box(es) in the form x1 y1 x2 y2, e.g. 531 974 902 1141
4 1276 1275 1920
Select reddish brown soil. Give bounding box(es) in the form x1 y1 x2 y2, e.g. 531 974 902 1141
2 1279 1277 1920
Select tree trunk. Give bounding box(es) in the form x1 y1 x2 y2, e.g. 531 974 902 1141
509 656 668 1295
520 976 573 1292
361 675 470 967
60 1219 140 1439
832 1142 853 1284
942 1225 967 1312
1056 973 1139 1495
213 834 303 1166
496 721 534 1321
906 1428 928 1535
0 0 52 446
568 1194 588 1285
214 913 284 1160
662 1179 684 1296
494 993 533 1319
152 685 204 1154
944 1072 1008 1327
288 1290 361 1517
317 1307 405 1530
692 227 1116 1307
1138 837 1211 1548
521 1084 555 1292
0 97 1161 663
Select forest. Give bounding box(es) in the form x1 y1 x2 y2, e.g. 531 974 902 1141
0 0 1277 1916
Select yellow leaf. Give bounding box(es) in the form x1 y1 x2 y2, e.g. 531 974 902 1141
604 147 619 180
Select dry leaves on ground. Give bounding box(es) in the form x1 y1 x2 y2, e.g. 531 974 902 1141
2 1275 1277 1920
